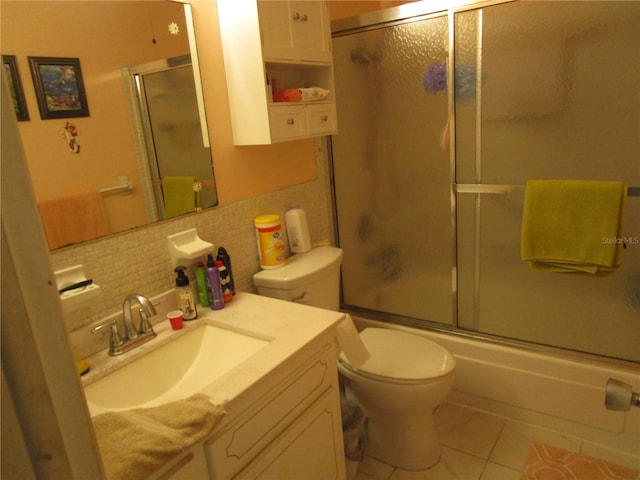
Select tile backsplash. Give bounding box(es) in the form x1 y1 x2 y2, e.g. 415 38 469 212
51 139 335 332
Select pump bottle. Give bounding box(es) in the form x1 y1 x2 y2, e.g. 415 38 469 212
174 266 198 320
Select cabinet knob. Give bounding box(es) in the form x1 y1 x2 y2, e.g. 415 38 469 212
287 118 295 126
320 115 328 122
300 14 308 22
292 12 300 21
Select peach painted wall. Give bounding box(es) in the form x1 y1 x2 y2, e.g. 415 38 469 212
2 1 316 233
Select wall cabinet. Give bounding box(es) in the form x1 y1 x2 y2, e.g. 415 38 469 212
217 0 337 145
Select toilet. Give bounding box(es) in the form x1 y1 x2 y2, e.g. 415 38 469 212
253 246 456 471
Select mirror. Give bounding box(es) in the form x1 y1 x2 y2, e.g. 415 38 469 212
1 0 217 251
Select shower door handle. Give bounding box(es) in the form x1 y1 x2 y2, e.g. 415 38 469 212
455 184 525 194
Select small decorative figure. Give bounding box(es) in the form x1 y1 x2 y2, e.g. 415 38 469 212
60 121 79 153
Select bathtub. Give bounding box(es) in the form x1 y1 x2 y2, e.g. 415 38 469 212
349 314 640 456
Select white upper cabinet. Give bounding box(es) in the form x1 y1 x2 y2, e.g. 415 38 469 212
217 0 337 145
258 1 332 63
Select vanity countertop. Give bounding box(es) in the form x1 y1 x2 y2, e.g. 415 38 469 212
81 292 345 411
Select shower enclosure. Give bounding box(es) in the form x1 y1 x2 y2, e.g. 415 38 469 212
330 1 640 363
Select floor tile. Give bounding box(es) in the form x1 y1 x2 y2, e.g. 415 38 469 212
480 462 521 480
390 446 485 480
489 420 581 471
435 403 505 460
358 455 395 480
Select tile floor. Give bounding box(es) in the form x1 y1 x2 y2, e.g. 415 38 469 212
353 402 640 480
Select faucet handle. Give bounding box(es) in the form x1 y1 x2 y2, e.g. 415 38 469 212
137 308 155 335
91 320 125 356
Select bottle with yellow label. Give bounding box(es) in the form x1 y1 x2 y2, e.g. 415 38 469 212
254 214 285 269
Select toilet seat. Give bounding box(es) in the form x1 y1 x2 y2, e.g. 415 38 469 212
339 328 455 384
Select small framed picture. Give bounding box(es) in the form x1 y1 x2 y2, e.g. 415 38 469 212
3 55 30 121
28 56 90 120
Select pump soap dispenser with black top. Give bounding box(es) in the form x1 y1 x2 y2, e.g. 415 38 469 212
174 266 198 320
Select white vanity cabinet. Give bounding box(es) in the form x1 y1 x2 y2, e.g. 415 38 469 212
204 333 346 479
217 0 337 145
149 445 210 480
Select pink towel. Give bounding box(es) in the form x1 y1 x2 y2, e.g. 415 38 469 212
38 192 110 249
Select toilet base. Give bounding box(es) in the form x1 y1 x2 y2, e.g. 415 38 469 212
365 411 441 471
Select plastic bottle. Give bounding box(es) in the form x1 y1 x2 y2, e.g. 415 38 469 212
206 254 224 310
216 247 235 295
285 207 312 254
174 266 198 320
216 260 233 304
254 214 285 269
195 261 210 307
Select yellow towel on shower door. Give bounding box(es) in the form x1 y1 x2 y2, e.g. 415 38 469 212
161 176 197 218
520 180 626 275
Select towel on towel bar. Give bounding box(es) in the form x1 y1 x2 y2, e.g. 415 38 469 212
92 394 225 480
521 180 626 275
161 176 197 218
38 192 110 250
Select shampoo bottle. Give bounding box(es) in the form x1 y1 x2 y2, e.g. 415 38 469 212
206 254 224 310
195 261 210 308
174 266 198 320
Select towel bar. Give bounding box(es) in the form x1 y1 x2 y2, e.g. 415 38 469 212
456 184 640 196
100 178 133 195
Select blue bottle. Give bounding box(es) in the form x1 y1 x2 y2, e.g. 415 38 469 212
206 254 224 310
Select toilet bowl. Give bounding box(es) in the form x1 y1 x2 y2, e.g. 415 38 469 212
338 328 456 471
253 247 456 470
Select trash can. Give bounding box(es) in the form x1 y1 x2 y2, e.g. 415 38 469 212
341 384 367 479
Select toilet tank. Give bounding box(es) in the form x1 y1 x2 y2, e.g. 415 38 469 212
253 246 343 310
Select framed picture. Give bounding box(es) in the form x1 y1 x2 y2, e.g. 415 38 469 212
28 56 90 120
3 55 30 121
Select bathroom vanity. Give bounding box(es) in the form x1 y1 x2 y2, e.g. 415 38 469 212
81 293 347 479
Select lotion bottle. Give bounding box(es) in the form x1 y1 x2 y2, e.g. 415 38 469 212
174 266 198 320
206 254 224 310
285 207 312 254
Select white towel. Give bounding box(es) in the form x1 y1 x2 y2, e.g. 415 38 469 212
336 314 370 370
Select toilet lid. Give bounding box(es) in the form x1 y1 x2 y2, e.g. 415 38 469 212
340 328 455 381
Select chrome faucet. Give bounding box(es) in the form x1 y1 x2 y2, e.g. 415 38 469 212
122 293 156 340
91 293 157 356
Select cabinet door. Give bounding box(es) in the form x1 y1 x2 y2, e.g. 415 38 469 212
234 388 346 480
292 1 332 63
259 1 332 63
258 1 295 60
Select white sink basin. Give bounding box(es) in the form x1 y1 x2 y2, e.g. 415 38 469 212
84 323 269 414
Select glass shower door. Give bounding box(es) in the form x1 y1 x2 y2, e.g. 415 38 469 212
331 14 454 326
454 2 640 362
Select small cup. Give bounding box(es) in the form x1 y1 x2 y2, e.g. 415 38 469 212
167 310 184 330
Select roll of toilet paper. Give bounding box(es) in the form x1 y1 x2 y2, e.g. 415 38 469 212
336 314 371 370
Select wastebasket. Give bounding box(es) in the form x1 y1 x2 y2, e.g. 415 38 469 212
341 384 367 479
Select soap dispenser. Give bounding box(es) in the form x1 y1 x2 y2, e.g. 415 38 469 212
174 266 198 320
